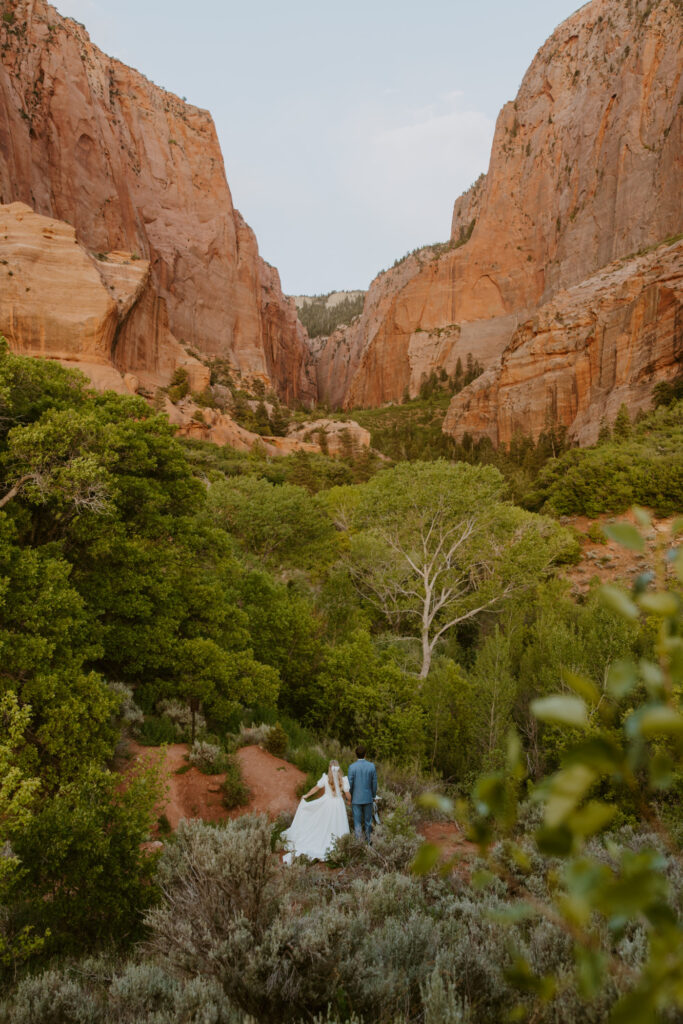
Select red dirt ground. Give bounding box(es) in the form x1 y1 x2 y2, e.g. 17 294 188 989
564 511 676 593
127 741 305 831
418 821 478 861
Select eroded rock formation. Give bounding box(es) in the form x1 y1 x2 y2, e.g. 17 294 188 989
0 0 315 403
321 0 682 416
443 240 683 446
0 201 208 392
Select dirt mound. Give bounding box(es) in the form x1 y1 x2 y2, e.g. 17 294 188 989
127 741 306 831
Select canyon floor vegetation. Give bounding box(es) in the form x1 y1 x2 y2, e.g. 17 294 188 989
0 342 681 1022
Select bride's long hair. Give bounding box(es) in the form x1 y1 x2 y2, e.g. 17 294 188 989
328 759 343 797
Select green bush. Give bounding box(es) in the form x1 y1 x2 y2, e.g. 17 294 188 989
135 715 176 746
220 756 250 809
263 722 288 758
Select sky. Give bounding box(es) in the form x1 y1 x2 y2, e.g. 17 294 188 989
53 0 582 295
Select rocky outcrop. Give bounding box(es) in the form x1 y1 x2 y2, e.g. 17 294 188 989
450 173 485 244
443 239 683 446
164 400 371 458
0 201 208 392
323 0 682 413
287 418 371 456
0 0 315 403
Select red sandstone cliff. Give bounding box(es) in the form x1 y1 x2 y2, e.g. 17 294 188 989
443 239 683 446
326 0 682 413
0 0 315 404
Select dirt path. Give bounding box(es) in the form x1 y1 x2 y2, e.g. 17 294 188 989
418 821 478 874
127 741 305 831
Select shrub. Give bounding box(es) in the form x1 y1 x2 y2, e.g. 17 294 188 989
220 756 250 809
0 956 240 1024
264 722 288 758
167 367 189 403
135 714 176 746
236 722 272 747
107 683 144 732
156 699 206 741
188 740 229 774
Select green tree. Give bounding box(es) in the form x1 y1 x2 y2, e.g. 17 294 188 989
172 636 278 741
0 515 117 786
314 631 425 763
207 476 336 568
612 403 632 440
0 693 44 971
336 461 572 677
9 762 162 954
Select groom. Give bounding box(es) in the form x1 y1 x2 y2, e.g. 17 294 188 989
346 745 377 843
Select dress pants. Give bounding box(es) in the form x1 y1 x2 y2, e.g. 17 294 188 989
352 802 373 841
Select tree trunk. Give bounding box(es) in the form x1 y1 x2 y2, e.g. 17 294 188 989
420 629 432 679
190 701 197 745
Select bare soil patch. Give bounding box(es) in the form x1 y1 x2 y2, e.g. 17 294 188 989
563 511 676 593
419 821 478 864
127 741 305 831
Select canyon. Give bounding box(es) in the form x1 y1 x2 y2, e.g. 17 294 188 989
315 0 682 442
0 0 315 406
0 0 681 449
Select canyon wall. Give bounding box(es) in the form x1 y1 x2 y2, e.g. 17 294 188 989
0 0 315 403
443 240 683 446
322 0 682 415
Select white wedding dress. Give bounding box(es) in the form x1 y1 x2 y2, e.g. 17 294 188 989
281 770 350 863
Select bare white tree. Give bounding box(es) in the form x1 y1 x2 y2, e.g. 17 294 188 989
339 461 570 678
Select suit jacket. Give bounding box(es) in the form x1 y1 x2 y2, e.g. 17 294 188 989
347 759 377 805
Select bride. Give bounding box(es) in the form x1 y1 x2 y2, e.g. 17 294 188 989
281 760 350 863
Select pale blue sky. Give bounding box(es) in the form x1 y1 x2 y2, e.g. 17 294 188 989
53 0 582 294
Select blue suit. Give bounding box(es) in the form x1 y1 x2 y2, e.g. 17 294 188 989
347 758 377 841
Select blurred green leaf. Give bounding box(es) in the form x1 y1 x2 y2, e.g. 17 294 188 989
633 571 655 595
417 792 454 815
600 585 640 621
649 751 674 790
632 507 652 529
506 729 525 780
471 868 496 889
565 737 623 773
535 824 573 857
639 706 683 738
610 988 656 1024
670 517 683 537
545 764 596 827
639 659 665 699
474 772 507 817
561 667 601 706
637 592 679 617
411 842 440 875
505 958 556 999
603 522 645 551
568 801 617 837
531 695 588 730
607 659 638 700
575 945 606 1000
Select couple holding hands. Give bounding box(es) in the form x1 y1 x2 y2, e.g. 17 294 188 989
281 746 377 864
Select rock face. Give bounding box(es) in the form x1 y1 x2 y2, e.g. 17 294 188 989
0 201 208 392
0 0 315 403
322 0 682 415
443 240 683 446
